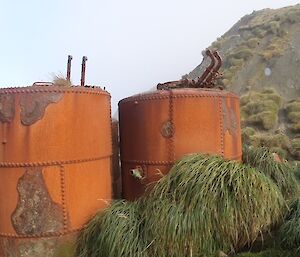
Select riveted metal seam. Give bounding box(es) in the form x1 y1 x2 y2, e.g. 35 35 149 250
121 160 174 165
108 94 113 158
218 96 225 157
0 86 110 96
168 90 175 163
59 165 68 233
0 155 112 168
119 93 239 104
0 227 82 239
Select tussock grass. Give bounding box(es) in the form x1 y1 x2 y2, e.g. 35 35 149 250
286 101 300 133
236 248 295 257
240 90 281 130
142 154 287 256
75 201 148 257
52 74 72 87
76 153 291 257
242 146 299 199
279 198 300 252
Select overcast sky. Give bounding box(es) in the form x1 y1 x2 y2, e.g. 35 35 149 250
0 0 299 111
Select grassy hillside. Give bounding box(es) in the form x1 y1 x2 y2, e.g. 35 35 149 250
186 4 300 160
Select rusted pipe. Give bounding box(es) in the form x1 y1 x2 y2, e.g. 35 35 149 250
81 56 88 87
66 55 73 82
197 49 216 87
204 51 222 87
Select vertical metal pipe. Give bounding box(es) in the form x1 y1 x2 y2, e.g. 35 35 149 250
66 55 73 82
81 56 88 87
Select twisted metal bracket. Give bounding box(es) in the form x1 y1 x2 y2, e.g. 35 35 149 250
157 49 223 90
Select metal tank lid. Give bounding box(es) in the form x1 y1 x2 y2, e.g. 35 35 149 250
119 49 240 105
0 84 110 96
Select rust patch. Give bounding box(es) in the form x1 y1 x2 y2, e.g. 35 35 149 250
20 92 63 126
0 237 57 257
222 98 238 135
12 168 64 235
0 232 77 257
161 120 174 138
0 94 15 123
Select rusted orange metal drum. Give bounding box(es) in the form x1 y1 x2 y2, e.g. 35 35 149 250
119 88 242 200
0 86 112 257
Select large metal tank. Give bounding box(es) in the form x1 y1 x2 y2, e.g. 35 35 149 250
0 85 112 257
119 88 242 200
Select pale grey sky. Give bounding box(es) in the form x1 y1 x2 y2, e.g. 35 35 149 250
0 0 299 111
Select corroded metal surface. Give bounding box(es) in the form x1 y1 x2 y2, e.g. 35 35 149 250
119 88 242 200
20 92 63 126
66 55 73 82
0 95 15 123
0 232 76 257
161 120 174 138
12 168 64 235
222 98 238 136
157 50 223 90
80 56 88 87
0 85 112 257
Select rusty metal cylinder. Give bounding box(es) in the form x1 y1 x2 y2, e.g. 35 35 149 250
119 88 242 200
0 86 112 257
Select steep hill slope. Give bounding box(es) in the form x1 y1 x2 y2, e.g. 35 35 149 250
187 4 300 99
186 4 300 161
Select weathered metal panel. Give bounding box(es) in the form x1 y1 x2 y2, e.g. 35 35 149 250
119 88 242 200
0 85 112 257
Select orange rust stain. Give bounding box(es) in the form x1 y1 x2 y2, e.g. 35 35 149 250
43 167 63 207
11 168 64 235
64 160 112 229
119 88 242 200
0 86 112 241
222 96 242 161
0 168 24 234
1 91 112 163
20 92 63 126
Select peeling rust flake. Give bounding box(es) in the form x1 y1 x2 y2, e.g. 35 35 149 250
161 120 174 138
0 237 57 257
0 233 77 257
0 94 15 123
12 168 64 235
20 92 63 126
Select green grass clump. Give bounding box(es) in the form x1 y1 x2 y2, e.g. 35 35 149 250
242 132 291 159
247 111 278 130
246 37 260 49
286 101 300 133
236 248 295 257
240 89 281 130
285 8 300 23
287 100 300 111
287 112 300 123
242 131 290 149
228 47 253 61
242 127 256 145
279 198 300 252
290 138 300 160
142 154 287 256
76 151 296 257
242 146 299 199
75 201 148 257
259 37 288 61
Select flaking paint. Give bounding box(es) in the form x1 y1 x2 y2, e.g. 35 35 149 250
20 91 63 126
11 168 64 235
